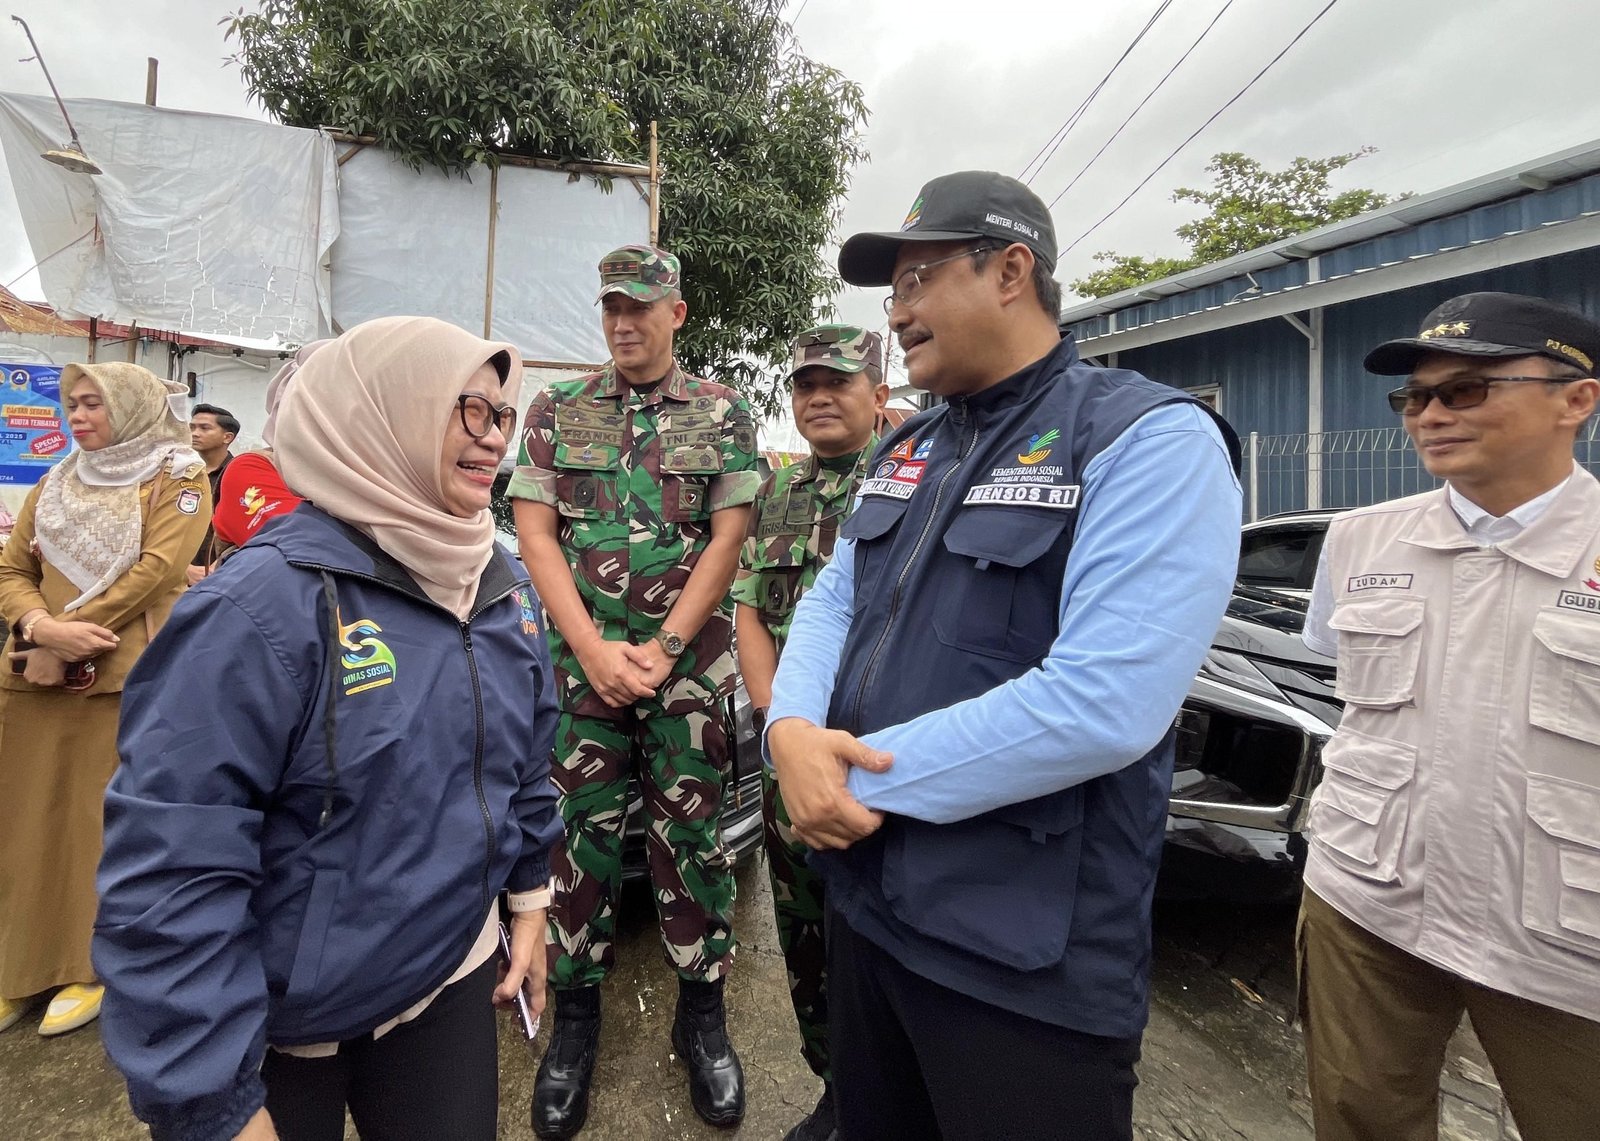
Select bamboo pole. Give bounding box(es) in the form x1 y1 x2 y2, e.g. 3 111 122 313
321 132 650 178
145 58 158 106
87 316 98 363
648 121 660 245
484 164 499 339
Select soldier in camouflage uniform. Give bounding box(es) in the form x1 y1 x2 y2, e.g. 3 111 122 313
731 324 887 1141
509 244 760 1137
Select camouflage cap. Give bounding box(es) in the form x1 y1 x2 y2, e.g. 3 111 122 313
788 323 884 381
596 244 682 303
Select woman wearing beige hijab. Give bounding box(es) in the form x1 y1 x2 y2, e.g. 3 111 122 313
96 317 562 1141
0 362 209 1038
211 339 329 552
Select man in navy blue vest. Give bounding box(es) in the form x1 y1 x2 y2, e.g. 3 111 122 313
766 171 1243 1140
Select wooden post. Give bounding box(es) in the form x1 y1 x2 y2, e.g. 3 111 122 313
484 164 499 339
145 58 158 106
87 316 98 363
126 323 139 363
648 121 660 244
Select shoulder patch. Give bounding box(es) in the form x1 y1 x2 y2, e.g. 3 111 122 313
176 487 202 515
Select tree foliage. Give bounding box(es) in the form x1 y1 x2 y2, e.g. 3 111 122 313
1070 149 1394 299
225 0 869 414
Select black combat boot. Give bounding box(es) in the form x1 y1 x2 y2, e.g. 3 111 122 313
783 1081 837 1141
671 976 745 1128
532 985 601 1139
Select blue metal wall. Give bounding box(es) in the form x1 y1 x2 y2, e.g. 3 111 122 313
1116 316 1309 440
1320 245 1600 434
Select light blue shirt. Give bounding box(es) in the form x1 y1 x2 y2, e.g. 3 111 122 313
767 401 1242 824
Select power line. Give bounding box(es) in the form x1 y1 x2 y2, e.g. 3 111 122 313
791 0 812 25
1017 0 1176 186
1047 0 1238 210
1058 0 1345 260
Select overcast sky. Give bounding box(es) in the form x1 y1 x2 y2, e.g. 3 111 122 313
6 0 1600 388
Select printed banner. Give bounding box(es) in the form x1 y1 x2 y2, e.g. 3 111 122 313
0 363 69 485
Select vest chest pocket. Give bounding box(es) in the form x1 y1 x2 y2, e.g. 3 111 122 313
934 508 1070 662
756 568 803 625
659 417 722 521
553 409 624 520
756 490 818 540
839 497 907 606
661 445 722 479
881 788 1085 971
1329 597 1425 708
747 527 807 624
553 442 620 521
660 408 724 477
662 474 712 522
1523 774 1600 961
1529 609 1600 746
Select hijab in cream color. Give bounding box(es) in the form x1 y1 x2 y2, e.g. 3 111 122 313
261 338 331 448
275 317 521 619
34 363 201 610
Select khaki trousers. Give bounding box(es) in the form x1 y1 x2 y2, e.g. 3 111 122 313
1298 888 1600 1141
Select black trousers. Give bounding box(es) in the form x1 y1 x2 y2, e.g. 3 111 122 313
827 905 1140 1141
261 957 500 1141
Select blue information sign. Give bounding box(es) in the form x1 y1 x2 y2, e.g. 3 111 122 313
0 363 71 485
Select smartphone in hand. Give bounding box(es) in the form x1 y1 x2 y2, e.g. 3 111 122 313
498 921 540 1041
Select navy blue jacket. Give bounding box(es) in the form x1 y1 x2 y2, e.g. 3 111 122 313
816 335 1239 1037
94 506 561 1141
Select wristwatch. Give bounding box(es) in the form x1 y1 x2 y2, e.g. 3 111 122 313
654 629 686 658
751 707 769 735
507 886 554 913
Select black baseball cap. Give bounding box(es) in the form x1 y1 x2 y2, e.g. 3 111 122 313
1364 292 1600 376
838 171 1058 287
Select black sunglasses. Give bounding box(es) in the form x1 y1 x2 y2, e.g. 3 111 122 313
1386 374 1584 416
456 393 517 440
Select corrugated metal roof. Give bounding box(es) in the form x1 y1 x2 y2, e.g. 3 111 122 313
1068 208 1600 355
1058 138 1600 328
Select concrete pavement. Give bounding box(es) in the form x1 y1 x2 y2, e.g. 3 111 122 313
0 856 1516 1140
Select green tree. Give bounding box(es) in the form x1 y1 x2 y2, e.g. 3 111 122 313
225 0 869 415
1069 253 1201 300
1070 149 1394 299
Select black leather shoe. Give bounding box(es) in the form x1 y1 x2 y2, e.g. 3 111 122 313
782 1082 837 1141
671 977 745 1128
532 986 601 1139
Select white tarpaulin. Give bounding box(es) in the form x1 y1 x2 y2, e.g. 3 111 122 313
1 95 649 364
0 93 338 343
331 146 650 364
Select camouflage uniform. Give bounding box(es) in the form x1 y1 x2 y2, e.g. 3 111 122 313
729 323 882 1081
508 246 760 988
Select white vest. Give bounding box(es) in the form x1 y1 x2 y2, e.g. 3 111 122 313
1306 470 1600 1022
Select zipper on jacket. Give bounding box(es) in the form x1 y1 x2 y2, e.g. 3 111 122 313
851 399 980 729
292 558 522 906
461 623 495 914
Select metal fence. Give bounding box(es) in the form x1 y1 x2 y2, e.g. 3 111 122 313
1241 420 1600 520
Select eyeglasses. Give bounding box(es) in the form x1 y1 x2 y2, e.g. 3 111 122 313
881 245 997 316
1386 374 1585 416
456 393 517 440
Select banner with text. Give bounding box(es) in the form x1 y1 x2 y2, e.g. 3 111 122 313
0 363 69 485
